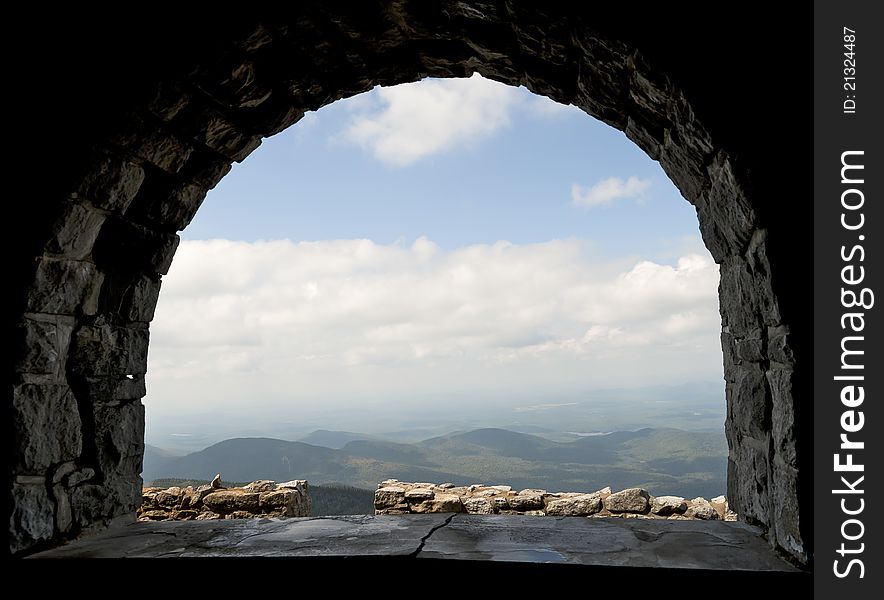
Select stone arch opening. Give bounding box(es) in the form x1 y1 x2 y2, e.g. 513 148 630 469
8 5 810 565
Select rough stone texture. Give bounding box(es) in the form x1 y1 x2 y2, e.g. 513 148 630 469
8 5 811 564
545 494 603 517
12 384 82 473
604 488 651 514
14 317 73 378
10 483 55 554
27 258 103 315
139 479 311 521
376 481 726 523
45 200 107 260
650 496 687 516
69 324 149 377
685 498 720 520
27 514 802 577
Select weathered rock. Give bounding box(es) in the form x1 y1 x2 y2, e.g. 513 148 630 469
10 483 55 554
15 318 73 377
604 488 651 514
12 384 82 472
183 484 213 509
244 480 276 492
414 493 463 514
139 479 313 521
27 257 103 315
650 495 688 516
154 488 182 509
509 493 544 511
710 495 729 519
463 498 494 514
545 493 603 516
375 486 406 509
686 498 720 520
202 490 260 514
259 489 309 517
404 488 435 502
492 497 510 511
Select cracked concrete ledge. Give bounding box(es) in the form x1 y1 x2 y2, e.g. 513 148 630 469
28 514 799 572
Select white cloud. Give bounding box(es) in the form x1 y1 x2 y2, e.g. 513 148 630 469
571 176 652 208
337 73 518 166
147 237 721 413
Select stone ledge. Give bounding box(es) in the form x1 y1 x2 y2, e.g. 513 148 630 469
27 513 798 573
138 479 311 521
375 480 736 521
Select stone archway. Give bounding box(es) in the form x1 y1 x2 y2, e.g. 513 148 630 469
8 4 811 564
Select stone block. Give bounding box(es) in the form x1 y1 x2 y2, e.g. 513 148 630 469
720 330 739 383
203 490 260 514
45 200 107 259
728 363 769 439
189 109 262 162
718 256 764 336
696 150 757 260
736 331 764 363
767 367 797 468
544 493 602 516
603 488 650 513
111 122 194 174
82 375 147 402
771 458 806 562
93 400 145 478
650 495 687 516
70 324 149 377
463 497 495 514
78 154 146 213
14 317 73 377
53 485 73 533
685 498 720 520
12 383 82 473
744 229 782 326
375 486 406 509
94 217 179 275
195 59 274 109
509 493 544 511
727 438 770 526
768 325 795 366
27 257 103 315
10 482 55 554
103 273 162 323
146 182 209 231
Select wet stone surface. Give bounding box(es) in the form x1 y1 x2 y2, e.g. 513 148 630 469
30 514 798 571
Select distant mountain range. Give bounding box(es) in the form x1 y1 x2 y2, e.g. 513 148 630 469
143 427 727 499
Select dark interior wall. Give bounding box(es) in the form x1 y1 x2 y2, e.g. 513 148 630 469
6 2 811 563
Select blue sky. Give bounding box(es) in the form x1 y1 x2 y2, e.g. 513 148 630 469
185 75 701 260
145 74 722 425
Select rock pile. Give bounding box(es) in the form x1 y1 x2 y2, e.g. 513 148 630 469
374 480 736 521
139 479 311 521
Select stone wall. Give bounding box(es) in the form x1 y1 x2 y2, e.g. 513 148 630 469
375 480 735 521
139 479 311 521
8 4 810 563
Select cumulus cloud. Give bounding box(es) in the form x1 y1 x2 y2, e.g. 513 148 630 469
571 176 652 208
338 73 517 166
147 238 721 411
